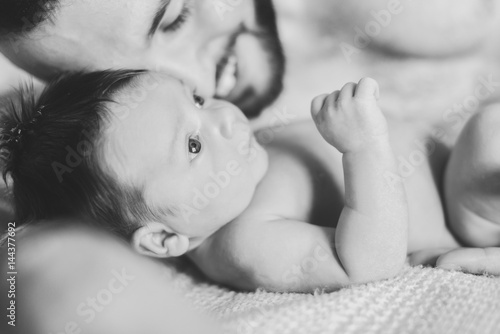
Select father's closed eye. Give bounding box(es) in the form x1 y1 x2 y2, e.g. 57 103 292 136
148 0 191 38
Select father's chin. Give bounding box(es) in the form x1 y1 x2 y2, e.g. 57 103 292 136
225 0 285 119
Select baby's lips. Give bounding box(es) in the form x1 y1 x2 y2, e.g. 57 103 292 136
311 94 329 118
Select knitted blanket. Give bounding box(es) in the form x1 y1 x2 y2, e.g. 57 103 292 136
166 263 500 334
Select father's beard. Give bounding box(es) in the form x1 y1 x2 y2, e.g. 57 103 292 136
221 0 286 118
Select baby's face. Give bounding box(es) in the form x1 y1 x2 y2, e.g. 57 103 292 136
103 73 268 239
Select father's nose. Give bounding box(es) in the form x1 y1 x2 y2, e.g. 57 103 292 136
159 53 217 99
170 34 235 99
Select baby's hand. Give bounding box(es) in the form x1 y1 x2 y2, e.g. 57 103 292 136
311 78 388 154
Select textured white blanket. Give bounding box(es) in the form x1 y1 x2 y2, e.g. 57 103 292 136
167 263 500 334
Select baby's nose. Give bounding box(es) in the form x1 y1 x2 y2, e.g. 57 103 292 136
211 101 245 139
219 114 237 139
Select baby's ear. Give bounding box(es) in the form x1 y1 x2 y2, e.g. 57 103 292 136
131 222 190 258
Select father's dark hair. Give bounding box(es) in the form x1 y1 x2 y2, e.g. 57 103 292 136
0 0 60 37
0 70 163 239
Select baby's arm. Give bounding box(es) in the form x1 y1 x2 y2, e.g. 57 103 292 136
311 78 409 283
192 219 347 292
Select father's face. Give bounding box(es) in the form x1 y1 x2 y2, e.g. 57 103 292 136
2 0 285 116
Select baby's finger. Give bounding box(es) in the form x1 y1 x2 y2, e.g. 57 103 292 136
355 77 380 101
339 82 357 101
311 94 329 118
436 247 500 276
311 91 340 118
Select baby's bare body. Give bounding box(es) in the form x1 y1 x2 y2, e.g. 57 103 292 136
252 119 460 252
190 80 499 292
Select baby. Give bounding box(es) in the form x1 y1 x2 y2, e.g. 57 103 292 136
1 70 498 292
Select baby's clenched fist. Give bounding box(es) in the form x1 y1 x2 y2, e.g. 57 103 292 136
311 78 389 154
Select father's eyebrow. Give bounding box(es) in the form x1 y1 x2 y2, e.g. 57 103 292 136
148 0 171 38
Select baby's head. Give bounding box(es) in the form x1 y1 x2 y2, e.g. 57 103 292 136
1 70 268 257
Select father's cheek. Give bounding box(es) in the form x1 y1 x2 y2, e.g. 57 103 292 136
202 0 249 28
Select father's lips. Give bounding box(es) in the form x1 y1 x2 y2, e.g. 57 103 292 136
215 53 238 98
215 33 240 99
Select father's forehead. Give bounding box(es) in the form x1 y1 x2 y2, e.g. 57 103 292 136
56 0 161 41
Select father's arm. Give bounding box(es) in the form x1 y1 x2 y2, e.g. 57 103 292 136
0 221 220 334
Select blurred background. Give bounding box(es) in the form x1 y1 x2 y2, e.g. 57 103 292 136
256 0 500 134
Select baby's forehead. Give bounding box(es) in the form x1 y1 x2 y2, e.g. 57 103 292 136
112 71 183 104
137 71 184 89
102 70 184 141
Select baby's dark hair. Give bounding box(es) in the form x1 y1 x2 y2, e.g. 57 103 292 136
0 70 165 239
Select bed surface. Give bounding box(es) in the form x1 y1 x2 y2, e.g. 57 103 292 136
168 263 500 334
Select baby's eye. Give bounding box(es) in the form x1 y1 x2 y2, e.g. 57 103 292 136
188 136 202 155
193 94 205 109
